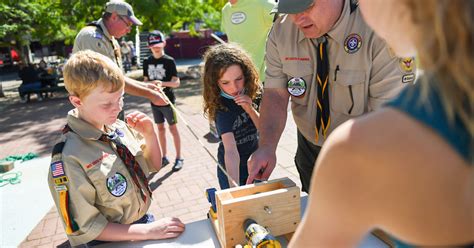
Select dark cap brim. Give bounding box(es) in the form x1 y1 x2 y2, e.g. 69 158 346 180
271 0 314 14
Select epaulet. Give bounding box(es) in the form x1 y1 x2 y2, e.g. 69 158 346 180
85 21 104 39
350 0 359 14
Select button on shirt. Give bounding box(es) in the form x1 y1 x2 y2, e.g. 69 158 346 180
73 19 123 70
47 109 155 246
265 0 413 146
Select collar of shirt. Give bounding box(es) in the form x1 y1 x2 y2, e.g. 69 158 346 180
66 109 124 141
297 0 351 44
97 18 115 42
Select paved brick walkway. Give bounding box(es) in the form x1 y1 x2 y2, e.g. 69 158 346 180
1 68 301 248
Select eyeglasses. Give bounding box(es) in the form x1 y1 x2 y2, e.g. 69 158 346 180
118 15 133 28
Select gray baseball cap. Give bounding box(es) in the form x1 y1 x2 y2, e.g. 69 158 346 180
271 0 314 14
105 1 143 26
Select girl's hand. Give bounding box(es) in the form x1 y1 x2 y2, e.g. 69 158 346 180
234 94 253 111
126 111 155 136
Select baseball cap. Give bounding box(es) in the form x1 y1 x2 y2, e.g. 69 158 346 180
148 30 166 48
105 1 143 26
271 0 314 14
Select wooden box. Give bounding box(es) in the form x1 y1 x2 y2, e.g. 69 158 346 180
209 177 300 248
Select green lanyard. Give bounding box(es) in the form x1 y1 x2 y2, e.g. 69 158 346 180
0 172 22 187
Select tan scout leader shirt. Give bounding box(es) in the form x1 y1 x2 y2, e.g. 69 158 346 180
48 109 156 246
265 0 415 146
72 19 123 70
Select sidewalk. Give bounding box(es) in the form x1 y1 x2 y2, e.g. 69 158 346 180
0 61 301 248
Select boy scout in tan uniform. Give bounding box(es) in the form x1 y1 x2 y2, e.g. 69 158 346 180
248 0 416 192
48 50 184 246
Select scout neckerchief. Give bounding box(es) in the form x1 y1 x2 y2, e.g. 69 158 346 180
63 125 152 203
315 36 330 142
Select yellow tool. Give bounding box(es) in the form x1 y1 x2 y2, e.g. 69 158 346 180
243 219 281 248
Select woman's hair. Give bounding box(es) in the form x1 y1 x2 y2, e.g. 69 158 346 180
202 43 261 121
403 0 473 137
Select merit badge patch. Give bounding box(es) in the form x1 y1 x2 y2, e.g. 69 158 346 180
399 57 415 73
402 73 415 84
106 173 127 197
344 34 362 54
51 161 65 178
231 12 246 24
287 77 307 97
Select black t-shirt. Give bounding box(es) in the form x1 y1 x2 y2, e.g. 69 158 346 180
216 97 259 166
143 54 178 104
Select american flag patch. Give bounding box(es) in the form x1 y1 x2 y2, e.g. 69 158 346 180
51 161 65 178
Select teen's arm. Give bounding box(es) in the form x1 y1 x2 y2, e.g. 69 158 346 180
221 132 240 187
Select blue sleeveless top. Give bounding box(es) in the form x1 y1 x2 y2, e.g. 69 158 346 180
385 80 472 248
387 81 471 163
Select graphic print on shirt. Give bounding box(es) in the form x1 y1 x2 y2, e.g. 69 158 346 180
233 112 258 146
148 64 166 80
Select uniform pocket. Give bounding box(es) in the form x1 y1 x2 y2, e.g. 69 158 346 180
330 70 366 116
282 62 313 106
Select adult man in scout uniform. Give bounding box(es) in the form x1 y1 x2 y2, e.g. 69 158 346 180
247 0 416 192
73 1 167 110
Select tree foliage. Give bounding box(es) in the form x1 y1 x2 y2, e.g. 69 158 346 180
0 0 226 47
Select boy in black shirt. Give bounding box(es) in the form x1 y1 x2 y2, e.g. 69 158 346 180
143 30 183 171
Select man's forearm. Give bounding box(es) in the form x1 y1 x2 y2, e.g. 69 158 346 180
124 76 153 98
258 89 289 151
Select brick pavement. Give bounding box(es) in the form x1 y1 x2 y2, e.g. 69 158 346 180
1 69 301 248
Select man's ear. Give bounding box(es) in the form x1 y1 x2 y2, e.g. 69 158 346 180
69 95 82 108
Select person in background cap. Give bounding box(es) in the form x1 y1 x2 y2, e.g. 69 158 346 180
221 0 276 83
73 0 167 119
247 0 415 192
143 30 184 172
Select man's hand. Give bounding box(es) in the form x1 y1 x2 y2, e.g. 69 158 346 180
145 217 185 239
246 147 277 184
149 88 168 106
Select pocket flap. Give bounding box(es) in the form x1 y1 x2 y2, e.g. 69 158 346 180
282 61 313 78
334 70 366 86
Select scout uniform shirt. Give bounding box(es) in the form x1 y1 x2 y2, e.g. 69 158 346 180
47 109 155 246
265 0 415 146
73 18 123 70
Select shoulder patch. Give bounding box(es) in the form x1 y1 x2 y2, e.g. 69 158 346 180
51 161 66 178
399 57 415 73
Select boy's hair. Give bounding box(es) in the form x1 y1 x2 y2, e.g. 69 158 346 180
202 43 261 121
63 50 124 98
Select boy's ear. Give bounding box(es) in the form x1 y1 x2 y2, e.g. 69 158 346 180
69 95 82 108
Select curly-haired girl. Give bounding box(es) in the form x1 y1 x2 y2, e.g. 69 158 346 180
202 43 262 189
